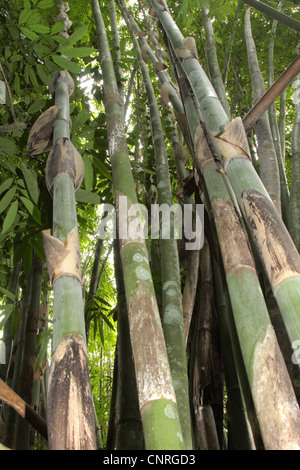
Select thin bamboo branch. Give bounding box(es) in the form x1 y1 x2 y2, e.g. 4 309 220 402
243 55 300 131
0 379 48 441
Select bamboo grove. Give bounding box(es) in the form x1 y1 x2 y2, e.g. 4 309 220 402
0 0 300 451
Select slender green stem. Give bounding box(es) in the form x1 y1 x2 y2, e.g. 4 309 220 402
239 0 300 32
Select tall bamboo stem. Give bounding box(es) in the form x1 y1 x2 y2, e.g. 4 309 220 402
91 0 185 450
41 2 96 450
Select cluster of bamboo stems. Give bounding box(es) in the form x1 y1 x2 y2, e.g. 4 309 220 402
1 0 300 451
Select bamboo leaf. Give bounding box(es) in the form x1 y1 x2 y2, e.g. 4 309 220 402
58 46 96 58
92 159 112 181
20 197 42 225
29 67 39 88
0 179 14 197
21 163 40 205
83 154 93 191
51 55 82 74
35 336 50 372
28 98 47 114
51 22 64 35
36 0 54 9
36 64 52 85
19 26 39 41
0 137 17 157
30 237 46 262
2 200 19 234
0 304 14 330
36 329 52 348
28 24 50 34
0 286 17 302
0 187 17 214
99 311 115 331
75 188 101 204
72 108 90 130
68 24 89 46
18 9 31 25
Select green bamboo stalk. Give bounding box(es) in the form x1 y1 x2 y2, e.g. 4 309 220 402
117 1 193 154
1 266 32 449
147 0 283 220
0 262 20 383
192 240 220 450
222 0 242 85
120 7 193 450
41 2 96 450
244 8 281 212
267 3 289 225
212 258 255 450
239 0 300 33
289 68 300 252
85 236 104 340
91 0 185 450
241 189 300 351
279 90 286 164
268 3 281 152
108 0 124 104
113 239 144 450
201 5 231 119
177 70 300 448
146 3 300 447
15 253 43 450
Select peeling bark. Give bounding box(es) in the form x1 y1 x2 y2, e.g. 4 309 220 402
241 189 300 290
216 117 252 167
252 324 300 450
212 199 255 274
26 105 57 157
47 334 96 450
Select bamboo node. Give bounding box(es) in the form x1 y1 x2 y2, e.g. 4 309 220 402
215 117 251 167
182 37 198 59
45 137 84 194
42 226 82 284
49 70 74 97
